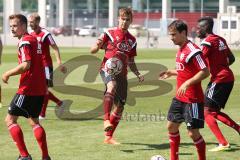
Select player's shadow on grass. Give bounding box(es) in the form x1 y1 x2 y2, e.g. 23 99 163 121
122 142 169 151
121 142 240 156
121 142 193 155
121 142 240 152
123 142 214 150
207 143 240 152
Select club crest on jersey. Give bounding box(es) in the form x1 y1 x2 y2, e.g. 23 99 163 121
116 36 120 41
37 37 41 42
176 62 184 71
219 40 227 51
180 53 185 61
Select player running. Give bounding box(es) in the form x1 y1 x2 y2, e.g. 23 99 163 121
197 16 240 152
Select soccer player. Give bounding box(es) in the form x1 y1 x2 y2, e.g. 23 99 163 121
196 16 240 152
90 7 144 144
0 37 2 108
28 13 67 119
159 20 209 160
2 14 51 160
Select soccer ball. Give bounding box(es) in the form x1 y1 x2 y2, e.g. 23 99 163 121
150 155 166 160
104 57 123 75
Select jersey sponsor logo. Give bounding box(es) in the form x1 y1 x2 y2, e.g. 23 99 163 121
176 62 184 71
219 40 227 51
117 42 131 52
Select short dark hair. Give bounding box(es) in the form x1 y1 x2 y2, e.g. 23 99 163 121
168 20 188 35
9 14 28 27
198 16 214 33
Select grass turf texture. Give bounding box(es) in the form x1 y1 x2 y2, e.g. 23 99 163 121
0 46 239 160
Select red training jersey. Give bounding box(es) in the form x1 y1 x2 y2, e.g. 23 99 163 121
30 28 56 66
17 33 46 95
200 34 234 83
99 27 137 76
176 41 207 103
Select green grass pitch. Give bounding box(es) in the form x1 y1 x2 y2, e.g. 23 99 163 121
0 46 239 160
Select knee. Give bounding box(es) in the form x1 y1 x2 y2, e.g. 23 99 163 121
188 130 200 140
106 82 116 94
204 110 210 120
204 111 218 127
167 123 178 133
114 105 124 114
5 115 15 127
29 121 37 127
107 87 116 94
204 107 218 116
204 109 217 119
28 118 39 127
188 131 195 139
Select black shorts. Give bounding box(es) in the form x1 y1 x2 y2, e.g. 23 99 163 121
167 98 204 129
204 81 233 111
45 66 53 87
8 94 44 118
100 70 128 106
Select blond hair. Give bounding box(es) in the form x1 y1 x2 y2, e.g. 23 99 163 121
9 14 28 28
119 7 133 21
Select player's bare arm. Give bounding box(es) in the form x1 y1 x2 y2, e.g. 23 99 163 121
159 69 177 80
128 57 144 82
227 51 235 66
2 61 30 84
177 68 209 97
90 38 103 54
51 44 67 73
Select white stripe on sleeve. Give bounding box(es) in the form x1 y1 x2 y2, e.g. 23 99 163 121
195 54 206 69
105 30 114 42
46 34 56 45
18 41 30 48
201 39 211 47
131 41 137 48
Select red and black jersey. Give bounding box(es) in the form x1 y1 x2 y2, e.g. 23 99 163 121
17 33 46 95
176 40 207 103
200 34 234 83
30 28 56 67
99 27 137 76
